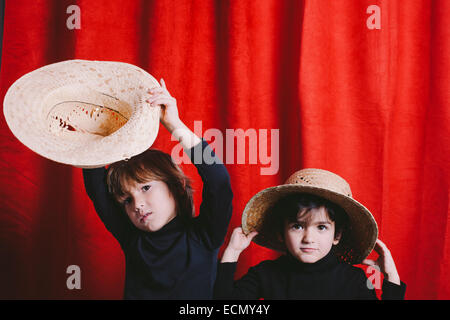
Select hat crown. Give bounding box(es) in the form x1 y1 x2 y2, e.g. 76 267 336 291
285 168 353 198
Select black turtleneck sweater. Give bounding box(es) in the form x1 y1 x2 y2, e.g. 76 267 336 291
214 249 406 300
83 140 233 299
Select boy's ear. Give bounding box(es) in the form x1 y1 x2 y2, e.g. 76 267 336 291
333 230 342 245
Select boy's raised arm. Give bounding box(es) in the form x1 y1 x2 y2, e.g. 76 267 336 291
214 227 260 299
82 167 134 247
147 79 233 249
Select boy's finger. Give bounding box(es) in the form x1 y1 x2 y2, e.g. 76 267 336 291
147 95 173 103
160 78 173 96
362 259 376 266
147 86 162 93
376 239 387 249
248 231 258 239
149 98 173 107
375 239 390 255
146 93 165 103
147 89 164 96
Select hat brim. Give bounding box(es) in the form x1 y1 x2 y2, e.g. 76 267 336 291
242 184 378 264
3 60 161 168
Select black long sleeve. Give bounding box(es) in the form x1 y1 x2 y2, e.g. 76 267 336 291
188 142 233 250
83 167 134 249
83 140 233 299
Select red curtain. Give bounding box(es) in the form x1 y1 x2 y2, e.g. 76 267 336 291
0 0 449 299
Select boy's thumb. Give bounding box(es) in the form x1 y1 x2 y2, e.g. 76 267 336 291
248 231 258 239
362 259 376 266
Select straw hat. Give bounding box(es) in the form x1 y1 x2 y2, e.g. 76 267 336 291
3 59 161 168
242 168 378 264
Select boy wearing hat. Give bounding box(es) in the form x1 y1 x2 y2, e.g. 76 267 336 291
214 169 406 300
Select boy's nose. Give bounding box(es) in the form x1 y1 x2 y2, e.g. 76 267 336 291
134 201 145 213
301 229 314 243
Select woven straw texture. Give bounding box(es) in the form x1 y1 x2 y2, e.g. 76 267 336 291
3 60 161 168
242 168 378 265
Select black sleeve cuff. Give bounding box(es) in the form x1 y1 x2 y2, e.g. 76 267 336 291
185 139 224 165
382 280 407 300
218 262 238 274
214 262 238 299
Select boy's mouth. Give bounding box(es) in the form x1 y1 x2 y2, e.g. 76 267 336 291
139 212 152 223
300 248 317 253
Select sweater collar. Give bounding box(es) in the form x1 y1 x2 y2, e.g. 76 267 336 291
139 215 185 239
283 247 340 273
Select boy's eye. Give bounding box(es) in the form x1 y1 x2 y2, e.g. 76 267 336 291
292 223 303 230
123 197 132 205
318 225 328 231
142 185 151 191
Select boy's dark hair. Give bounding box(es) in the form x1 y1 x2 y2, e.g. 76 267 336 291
106 148 194 222
261 193 349 248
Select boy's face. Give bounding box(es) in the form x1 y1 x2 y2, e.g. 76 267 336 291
120 179 177 232
283 206 340 263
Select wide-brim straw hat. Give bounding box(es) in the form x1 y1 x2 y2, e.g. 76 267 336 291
3 59 161 168
242 168 378 264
